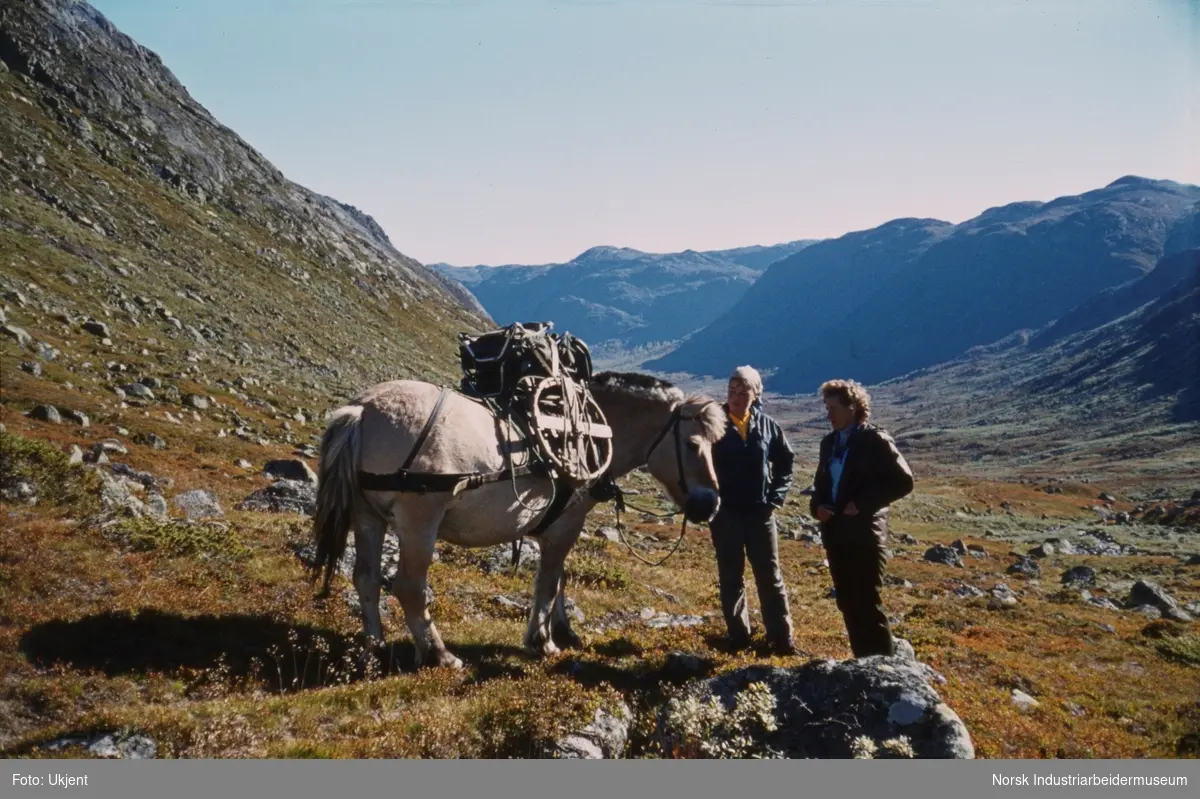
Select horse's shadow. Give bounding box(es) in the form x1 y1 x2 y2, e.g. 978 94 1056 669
18 609 528 692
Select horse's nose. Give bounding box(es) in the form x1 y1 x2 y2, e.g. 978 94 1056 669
684 487 719 524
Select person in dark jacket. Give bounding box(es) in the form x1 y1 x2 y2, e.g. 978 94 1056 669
810 379 913 658
709 365 796 655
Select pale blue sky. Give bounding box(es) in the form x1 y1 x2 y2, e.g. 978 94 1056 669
91 0 1198 265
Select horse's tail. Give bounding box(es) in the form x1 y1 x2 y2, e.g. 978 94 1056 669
311 404 364 597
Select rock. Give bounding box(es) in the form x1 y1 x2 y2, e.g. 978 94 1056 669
1006 558 1040 578
19 360 42 376
1185 555 1200 567
44 732 156 759
68 445 84 465
184 393 210 410
950 539 967 553
29 404 61 423
952 584 986 599
145 493 169 518
172 489 223 520
551 703 631 759
1128 580 1178 612
923 545 963 567
1011 689 1039 711
659 657 973 759
135 432 167 450
596 526 621 543
236 479 317 516
644 611 706 629
98 472 147 517
1129 604 1163 619
1061 566 1096 587
82 320 111 337
234 459 253 469
95 439 129 457
63 409 89 427
122 383 155 401
900 534 918 545
966 544 988 558
480 540 540 574
491 594 529 613
1089 597 1122 612
263 458 317 484
1100 492 1116 502
1 325 32 348
1029 543 1055 559
893 638 917 661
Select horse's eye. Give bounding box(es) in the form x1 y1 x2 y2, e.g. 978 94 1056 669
688 440 702 453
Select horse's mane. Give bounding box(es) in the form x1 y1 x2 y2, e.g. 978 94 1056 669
590 371 684 403
590 371 726 443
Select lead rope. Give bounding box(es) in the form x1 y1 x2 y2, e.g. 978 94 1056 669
604 481 691 568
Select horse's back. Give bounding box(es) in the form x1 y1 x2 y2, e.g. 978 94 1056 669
351 379 507 477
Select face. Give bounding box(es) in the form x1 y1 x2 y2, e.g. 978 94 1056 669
646 415 721 524
727 380 754 416
824 394 857 431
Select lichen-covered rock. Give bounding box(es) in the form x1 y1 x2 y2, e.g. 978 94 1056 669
658 656 974 759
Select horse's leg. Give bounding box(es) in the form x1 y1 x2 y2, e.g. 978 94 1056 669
551 571 583 650
352 504 388 651
525 517 584 657
390 500 461 669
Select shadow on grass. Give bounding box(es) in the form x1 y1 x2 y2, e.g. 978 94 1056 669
18 608 528 692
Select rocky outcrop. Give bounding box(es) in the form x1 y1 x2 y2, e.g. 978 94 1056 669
658 656 974 759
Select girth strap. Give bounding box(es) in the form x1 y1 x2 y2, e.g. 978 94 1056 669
358 463 541 493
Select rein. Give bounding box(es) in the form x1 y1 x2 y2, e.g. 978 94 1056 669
591 400 719 568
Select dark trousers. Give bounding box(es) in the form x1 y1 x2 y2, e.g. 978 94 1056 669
821 520 894 657
710 505 793 646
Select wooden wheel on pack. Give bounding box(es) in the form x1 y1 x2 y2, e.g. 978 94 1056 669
529 377 613 484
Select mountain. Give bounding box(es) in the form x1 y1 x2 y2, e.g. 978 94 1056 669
429 239 817 350
844 247 1200 478
646 178 1200 393
0 0 490 408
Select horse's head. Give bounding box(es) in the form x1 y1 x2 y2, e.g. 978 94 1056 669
644 395 725 524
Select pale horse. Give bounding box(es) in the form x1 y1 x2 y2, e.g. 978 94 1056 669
309 370 727 669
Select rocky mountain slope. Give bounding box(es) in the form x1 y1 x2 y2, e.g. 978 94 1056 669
430 239 816 350
0 0 490 417
779 248 1200 480
647 178 1200 393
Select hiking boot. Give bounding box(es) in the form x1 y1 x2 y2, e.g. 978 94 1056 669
768 639 799 657
723 633 753 652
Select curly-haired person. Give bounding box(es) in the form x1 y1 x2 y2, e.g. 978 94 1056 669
810 379 913 658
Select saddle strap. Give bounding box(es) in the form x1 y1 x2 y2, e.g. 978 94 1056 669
400 387 452 472
358 463 543 493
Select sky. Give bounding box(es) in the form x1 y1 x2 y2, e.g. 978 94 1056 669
90 0 1198 266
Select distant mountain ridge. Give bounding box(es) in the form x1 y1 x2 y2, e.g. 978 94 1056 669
646 176 1200 392
429 240 817 348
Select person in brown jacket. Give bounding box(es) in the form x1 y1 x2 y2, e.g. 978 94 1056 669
809 379 913 658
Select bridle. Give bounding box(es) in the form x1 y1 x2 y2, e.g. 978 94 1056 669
590 399 720 567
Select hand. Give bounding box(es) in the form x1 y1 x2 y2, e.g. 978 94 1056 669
844 502 860 517
816 505 835 522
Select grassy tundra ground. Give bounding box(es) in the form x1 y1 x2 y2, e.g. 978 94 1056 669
2 395 1198 758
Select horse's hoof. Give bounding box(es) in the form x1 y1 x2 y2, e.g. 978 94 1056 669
431 651 464 670
552 625 583 650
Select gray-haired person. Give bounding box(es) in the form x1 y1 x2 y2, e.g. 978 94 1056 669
708 365 797 655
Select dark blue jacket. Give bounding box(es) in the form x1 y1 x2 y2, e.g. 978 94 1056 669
712 401 795 511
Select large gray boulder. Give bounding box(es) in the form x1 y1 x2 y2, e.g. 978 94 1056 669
658 656 974 759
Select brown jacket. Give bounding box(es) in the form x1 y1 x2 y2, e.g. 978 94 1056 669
809 423 914 545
